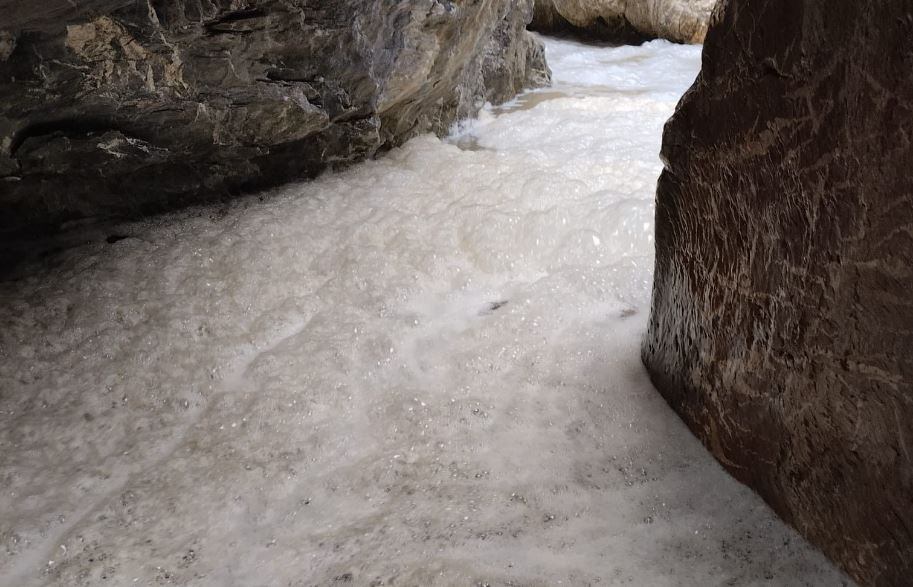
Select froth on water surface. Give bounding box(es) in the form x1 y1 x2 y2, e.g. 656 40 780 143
0 37 852 586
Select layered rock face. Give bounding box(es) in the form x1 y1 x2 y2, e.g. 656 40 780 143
531 0 715 44
0 0 548 235
644 0 913 584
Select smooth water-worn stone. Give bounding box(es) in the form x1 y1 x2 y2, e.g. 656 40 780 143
643 0 913 584
531 0 715 43
0 0 548 235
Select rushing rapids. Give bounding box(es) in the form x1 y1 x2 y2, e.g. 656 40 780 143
0 37 851 586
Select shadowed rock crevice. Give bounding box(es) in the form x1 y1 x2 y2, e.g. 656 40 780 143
531 2 648 45
643 0 913 584
0 0 549 237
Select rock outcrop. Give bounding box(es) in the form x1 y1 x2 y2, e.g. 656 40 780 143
531 0 715 44
0 0 548 235
644 0 913 585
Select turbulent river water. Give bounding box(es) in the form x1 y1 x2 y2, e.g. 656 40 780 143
0 37 852 586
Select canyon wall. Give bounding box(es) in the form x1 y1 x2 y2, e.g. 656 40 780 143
531 0 715 44
643 0 913 584
0 0 548 236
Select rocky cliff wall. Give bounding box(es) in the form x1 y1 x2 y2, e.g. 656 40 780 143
643 1 913 584
531 0 715 44
0 0 548 235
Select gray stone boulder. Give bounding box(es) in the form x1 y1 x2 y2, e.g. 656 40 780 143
0 1 548 235
532 0 716 44
644 0 913 584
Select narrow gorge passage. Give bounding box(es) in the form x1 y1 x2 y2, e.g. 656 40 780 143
0 37 850 586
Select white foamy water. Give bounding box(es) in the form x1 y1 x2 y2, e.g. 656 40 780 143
0 37 851 586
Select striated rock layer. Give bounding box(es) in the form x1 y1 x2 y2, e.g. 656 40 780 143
0 0 548 235
643 0 913 584
531 0 715 44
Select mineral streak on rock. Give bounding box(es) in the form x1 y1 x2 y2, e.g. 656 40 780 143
0 0 549 235
643 0 913 584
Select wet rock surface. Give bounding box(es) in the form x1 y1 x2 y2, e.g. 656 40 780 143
643 0 913 584
0 0 548 236
531 0 715 44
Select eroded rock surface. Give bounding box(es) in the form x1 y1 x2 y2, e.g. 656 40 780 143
644 0 913 584
0 0 548 235
531 0 715 44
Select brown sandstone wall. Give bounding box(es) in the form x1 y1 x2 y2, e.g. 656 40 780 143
643 0 913 584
